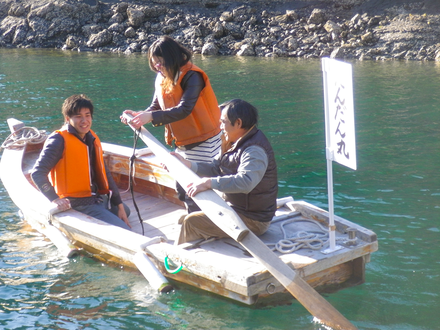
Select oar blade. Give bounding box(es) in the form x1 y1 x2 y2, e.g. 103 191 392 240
240 232 358 330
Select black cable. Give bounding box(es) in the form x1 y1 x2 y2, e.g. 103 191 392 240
128 128 145 236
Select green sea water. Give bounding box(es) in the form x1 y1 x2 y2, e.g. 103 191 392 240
0 48 439 330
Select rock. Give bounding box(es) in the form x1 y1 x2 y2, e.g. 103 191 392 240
286 36 298 51
361 31 375 44
109 13 124 25
9 4 29 17
368 16 382 27
0 17 21 43
29 2 55 20
124 26 136 38
127 8 144 28
237 43 255 56
0 0 439 61
28 17 50 39
274 13 291 24
115 2 128 14
13 23 28 44
220 11 233 22
212 21 225 38
201 41 218 55
87 29 112 48
286 10 298 21
330 47 344 59
324 20 342 34
223 22 243 39
144 5 167 18
308 8 325 25
82 24 101 37
162 24 176 34
65 35 80 48
108 22 125 33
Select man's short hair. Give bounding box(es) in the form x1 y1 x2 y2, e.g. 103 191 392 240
62 94 94 119
220 99 258 129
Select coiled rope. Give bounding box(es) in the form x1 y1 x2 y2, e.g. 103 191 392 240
267 218 357 254
1 126 47 149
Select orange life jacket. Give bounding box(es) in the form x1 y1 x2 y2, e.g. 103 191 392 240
50 127 109 199
155 62 221 146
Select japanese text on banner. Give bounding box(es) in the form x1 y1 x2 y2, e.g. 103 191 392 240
322 58 357 170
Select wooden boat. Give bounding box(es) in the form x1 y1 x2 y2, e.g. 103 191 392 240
0 119 378 312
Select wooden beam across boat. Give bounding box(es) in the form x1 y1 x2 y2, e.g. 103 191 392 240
122 116 359 330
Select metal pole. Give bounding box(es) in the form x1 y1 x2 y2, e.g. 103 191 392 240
326 154 336 251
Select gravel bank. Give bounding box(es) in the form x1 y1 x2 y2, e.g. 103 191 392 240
1 0 439 61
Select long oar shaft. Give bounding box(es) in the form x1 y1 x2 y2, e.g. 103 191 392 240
123 115 357 330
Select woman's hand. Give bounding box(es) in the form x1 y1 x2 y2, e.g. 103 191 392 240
120 110 152 129
120 110 138 125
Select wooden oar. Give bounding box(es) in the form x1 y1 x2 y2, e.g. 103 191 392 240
123 115 357 330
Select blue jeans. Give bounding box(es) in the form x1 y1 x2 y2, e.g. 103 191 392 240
73 196 131 231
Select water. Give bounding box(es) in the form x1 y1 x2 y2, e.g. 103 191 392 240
1 48 439 330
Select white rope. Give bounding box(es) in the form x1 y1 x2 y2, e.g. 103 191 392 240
267 218 357 254
1 126 47 149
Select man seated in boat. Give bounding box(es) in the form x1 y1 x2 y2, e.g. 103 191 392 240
172 99 278 244
31 94 132 230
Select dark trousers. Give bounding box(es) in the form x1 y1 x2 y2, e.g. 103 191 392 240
176 182 201 214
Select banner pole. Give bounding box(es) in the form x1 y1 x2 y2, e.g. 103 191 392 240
324 148 339 253
326 155 336 251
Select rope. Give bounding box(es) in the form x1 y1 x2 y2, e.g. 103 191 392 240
126 128 145 236
267 218 357 254
164 256 183 274
1 126 47 149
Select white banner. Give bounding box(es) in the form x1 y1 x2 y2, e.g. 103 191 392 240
322 58 357 170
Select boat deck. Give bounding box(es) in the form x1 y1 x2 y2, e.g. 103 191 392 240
120 190 185 242
120 186 368 283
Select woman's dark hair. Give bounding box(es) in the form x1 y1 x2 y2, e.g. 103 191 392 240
148 36 192 81
62 94 94 119
220 99 258 129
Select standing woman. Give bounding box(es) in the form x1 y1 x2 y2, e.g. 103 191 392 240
122 36 222 213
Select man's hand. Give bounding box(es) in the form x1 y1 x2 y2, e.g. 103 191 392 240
169 152 191 168
52 198 71 212
187 178 212 197
117 203 132 228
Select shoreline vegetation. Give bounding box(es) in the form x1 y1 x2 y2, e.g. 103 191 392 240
1 0 440 61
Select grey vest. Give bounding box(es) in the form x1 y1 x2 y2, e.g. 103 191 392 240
219 127 278 222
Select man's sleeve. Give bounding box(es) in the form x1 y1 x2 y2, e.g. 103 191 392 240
210 146 268 193
192 157 222 177
30 133 64 202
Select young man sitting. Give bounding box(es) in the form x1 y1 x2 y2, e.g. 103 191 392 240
31 94 131 230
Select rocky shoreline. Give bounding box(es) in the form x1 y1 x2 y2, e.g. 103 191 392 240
1 0 440 61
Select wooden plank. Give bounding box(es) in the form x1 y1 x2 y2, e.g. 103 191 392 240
120 190 185 240
103 144 176 189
